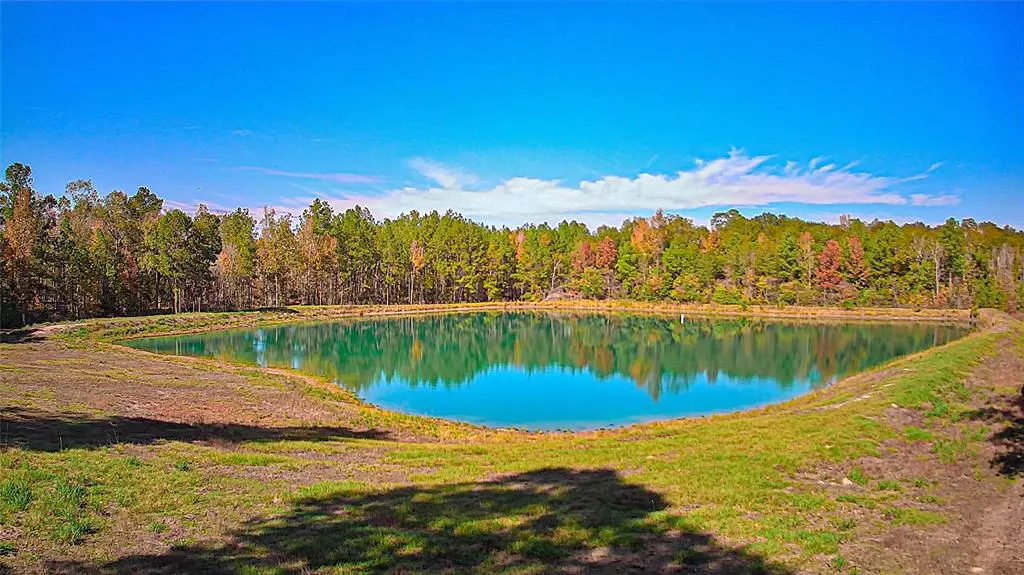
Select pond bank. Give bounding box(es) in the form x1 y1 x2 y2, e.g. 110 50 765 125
0 305 1019 574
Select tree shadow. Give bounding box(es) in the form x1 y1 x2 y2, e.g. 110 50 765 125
0 328 45 344
47 467 791 574
968 389 1024 477
0 407 389 452
252 306 300 314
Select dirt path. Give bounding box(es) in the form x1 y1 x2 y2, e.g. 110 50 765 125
832 336 1024 574
970 341 1024 575
975 478 1024 575
970 340 1024 575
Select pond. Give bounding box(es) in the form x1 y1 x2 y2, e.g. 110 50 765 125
124 312 970 430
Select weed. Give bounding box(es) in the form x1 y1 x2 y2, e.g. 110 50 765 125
903 426 934 442
52 516 95 544
836 494 878 509
884 507 945 526
41 479 95 544
0 479 33 512
847 467 868 485
831 517 857 531
933 437 973 464
215 453 289 467
875 480 902 492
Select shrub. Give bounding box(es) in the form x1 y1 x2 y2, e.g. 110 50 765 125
0 480 33 512
712 286 744 305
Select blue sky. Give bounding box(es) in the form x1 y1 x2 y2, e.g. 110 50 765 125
2 2 1022 228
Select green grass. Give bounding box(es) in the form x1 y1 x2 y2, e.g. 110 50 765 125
847 468 868 486
0 479 34 514
875 480 902 492
883 507 946 526
903 426 934 443
214 453 293 467
3 306 1016 573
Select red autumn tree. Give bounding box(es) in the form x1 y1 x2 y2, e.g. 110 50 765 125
815 239 843 292
571 240 595 272
630 218 663 260
846 235 869 286
595 237 618 269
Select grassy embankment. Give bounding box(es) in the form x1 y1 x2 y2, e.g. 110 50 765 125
0 302 1018 574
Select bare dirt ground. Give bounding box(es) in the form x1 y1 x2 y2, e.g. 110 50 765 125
828 336 1024 575
0 335 429 448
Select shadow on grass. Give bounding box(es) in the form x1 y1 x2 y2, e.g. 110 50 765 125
0 407 389 451
252 306 300 314
0 328 45 344
969 389 1024 477
47 467 790 574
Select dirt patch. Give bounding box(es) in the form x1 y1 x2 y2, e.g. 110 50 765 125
0 338 428 446
803 337 1024 575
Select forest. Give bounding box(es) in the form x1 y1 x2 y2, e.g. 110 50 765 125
2 161 1023 327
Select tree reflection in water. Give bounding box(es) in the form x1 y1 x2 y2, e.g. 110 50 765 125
130 312 968 402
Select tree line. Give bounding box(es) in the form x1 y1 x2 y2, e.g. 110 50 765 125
2 162 1023 327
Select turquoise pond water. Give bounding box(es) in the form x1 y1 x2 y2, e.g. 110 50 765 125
125 312 969 430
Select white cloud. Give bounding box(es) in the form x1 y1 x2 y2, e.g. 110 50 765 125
807 211 940 227
910 193 960 207
238 166 380 184
408 157 479 189
273 150 958 227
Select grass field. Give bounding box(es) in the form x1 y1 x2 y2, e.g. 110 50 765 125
0 303 1021 574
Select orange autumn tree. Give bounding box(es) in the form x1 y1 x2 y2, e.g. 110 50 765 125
846 235 869 287
815 239 844 298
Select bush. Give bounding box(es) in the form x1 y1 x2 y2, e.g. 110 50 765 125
670 273 703 303
575 267 607 300
712 286 744 305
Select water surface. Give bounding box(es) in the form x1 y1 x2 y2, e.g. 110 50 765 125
125 312 969 430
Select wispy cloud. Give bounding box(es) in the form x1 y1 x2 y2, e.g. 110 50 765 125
230 129 254 137
287 182 335 199
910 193 960 207
293 150 953 227
408 157 479 189
163 199 233 214
238 166 381 184
806 210 941 227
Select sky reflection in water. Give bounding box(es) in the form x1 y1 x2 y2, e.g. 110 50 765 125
126 312 968 430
